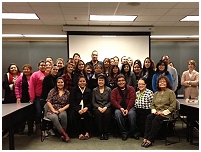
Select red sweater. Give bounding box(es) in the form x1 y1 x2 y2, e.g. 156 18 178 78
111 86 136 111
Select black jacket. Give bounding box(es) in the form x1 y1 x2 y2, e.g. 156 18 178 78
69 85 92 112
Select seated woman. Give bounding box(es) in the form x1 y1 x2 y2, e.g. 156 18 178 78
141 75 176 148
92 74 111 140
135 78 153 137
46 77 70 142
69 75 92 140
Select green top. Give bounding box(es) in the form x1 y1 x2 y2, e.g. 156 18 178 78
151 88 176 118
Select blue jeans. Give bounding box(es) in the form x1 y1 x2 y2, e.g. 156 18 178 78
115 107 137 136
34 96 45 124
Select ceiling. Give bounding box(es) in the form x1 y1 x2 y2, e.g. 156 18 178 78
2 2 199 26
2 2 199 37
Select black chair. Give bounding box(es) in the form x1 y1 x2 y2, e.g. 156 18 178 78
162 99 181 146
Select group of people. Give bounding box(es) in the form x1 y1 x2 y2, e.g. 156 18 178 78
2 50 199 147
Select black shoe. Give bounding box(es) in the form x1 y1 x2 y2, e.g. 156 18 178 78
133 132 140 140
100 134 104 140
144 142 152 148
141 142 146 147
104 133 108 140
122 134 128 141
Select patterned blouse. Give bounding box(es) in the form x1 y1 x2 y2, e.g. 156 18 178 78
46 88 70 114
134 88 153 109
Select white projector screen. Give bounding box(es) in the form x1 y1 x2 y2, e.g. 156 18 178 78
68 32 150 64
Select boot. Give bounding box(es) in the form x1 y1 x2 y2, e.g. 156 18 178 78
35 124 41 135
60 128 70 142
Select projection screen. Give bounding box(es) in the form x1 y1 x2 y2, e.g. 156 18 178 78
67 32 150 64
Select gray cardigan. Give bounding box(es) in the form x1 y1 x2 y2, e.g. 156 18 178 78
92 86 111 109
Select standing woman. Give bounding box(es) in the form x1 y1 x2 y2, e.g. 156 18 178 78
46 77 70 142
135 78 153 137
69 75 92 140
108 65 120 90
45 60 52 75
29 60 46 135
139 57 156 91
181 60 199 99
73 60 86 87
15 64 33 134
62 63 74 92
133 60 142 85
84 63 94 81
152 60 174 93
88 63 106 91
41 64 59 101
141 76 176 148
3 63 21 104
56 58 65 77
102 58 111 77
92 74 111 140
120 62 137 90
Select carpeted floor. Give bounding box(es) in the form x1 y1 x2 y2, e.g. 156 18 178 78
2 120 199 150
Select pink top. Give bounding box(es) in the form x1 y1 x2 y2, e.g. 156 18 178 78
29 71 45 101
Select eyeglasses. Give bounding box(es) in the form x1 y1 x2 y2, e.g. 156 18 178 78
118 79 125 82
138 83 145 85
159 81 166 84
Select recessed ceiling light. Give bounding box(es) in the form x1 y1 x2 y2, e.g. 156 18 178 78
2 13 39 20
90 15 137 22
180 16 199 21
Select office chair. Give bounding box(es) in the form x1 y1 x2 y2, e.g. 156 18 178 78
162 99 181 146
40 103 53 142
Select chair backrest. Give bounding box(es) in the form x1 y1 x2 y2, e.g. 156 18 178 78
176 100 180 111
173 100 180 119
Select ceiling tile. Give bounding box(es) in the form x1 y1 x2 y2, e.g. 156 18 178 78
18 20 44 25
38 14 64 20
158 16 185 22
2 6 34 13
29 2 60 7
136 16 161 22
90 8 116 15
115 8 143 15
2 20 21 24
173 2 199 8
66 21 89 25
140 9 169 15
32 6 62 14
90 2 119 8
166 9 197 15
146 2 177 8
64 15 88 21
61 7 88 15
60 2 89 7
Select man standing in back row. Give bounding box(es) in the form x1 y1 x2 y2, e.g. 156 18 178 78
161 55 178 92
86 50 103 70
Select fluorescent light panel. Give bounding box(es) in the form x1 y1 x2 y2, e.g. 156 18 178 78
151 35 199 38
23 35 67 38
2 34 67 38
90 15 137 21
2 13 39 20
180 16 199 21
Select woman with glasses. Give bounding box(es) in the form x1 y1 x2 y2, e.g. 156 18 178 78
135 78 153 138
141 75 176 148
152 60 174 93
